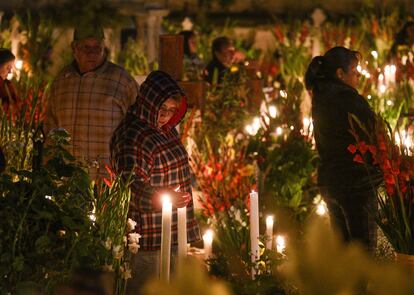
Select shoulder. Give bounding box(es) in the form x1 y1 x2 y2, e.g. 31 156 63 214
52 64 77 82
102 61 139 90
112 117 158 153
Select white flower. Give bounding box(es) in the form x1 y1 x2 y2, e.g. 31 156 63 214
112 245 124 260
120 265 132 280
128 233 141 245
128 242 140 254
103 238 112 250
127 218 137 232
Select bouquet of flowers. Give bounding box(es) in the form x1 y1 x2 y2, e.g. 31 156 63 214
348 113 414 254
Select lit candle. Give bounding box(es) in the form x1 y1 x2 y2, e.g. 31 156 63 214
203 229 214 260
265 216 274 249
177 206 187 265
249 190 259 277
276 235 286 254
160 195 172 282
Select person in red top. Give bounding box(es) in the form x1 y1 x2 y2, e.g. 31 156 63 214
111 70 200 294
0 48 19 113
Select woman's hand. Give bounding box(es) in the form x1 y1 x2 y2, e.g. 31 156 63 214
153 185 191 210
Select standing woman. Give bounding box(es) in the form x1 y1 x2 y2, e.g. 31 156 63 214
111 71 200 294
0 48 19 113
305 46 381 253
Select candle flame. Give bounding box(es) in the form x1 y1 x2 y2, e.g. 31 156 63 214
266 215 274 226
162 194 171 205
203 229 214 243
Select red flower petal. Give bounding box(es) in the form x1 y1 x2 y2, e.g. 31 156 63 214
353 154 364 164
347 144 357 154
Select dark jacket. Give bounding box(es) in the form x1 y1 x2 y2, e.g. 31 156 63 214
204 57 227 84
312 79 381 189
110 71 200 250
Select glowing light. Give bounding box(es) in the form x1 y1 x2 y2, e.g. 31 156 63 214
245 124 255 136
162 194 171 206
266 216 274 228
386 100 393 106
371 51 378 59
357 65 362 73
15 59 23 70
275 235 286 253
276 127 283 135
269 105 277 118
379 85 386 93
45 195 52 200
367 95 372 100
316 200 328 216
303 117 311 128
252 117 261 131
203 229 214 244
290 126 294 130
279 90 287 98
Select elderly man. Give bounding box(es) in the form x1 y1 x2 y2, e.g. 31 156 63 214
45 26 138 180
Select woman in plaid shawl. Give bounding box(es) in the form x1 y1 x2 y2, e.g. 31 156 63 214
111 71 200 293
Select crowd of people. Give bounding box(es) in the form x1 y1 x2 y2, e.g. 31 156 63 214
1 19 414 294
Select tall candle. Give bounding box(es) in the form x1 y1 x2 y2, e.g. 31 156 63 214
203 229 214 260
177 206 187 266
265 215 274 249
160 195 172 282
249 190 259 277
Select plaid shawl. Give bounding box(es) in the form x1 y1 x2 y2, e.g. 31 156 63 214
110 71 200 250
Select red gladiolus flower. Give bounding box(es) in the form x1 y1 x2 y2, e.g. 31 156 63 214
384 173 395 185
358 141 368 154
274 25 285 43
367 145 377 156
103 178 113 188
386 185 395 196
353 154 364 164
347 144 357 154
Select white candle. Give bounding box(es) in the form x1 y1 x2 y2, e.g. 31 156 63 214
203 229 214 260
160 195 172 282
177 206 187 266
276 235 286 254
249 190 259 277
265 216 274 249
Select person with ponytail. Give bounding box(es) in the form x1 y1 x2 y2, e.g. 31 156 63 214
305 46 382 254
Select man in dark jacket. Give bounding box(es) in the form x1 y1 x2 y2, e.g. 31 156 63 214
111 71 200 294
203 36 235 84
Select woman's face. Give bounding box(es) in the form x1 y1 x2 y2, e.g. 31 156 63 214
0 60 14 80
339 60 361 89
157 97 179 128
